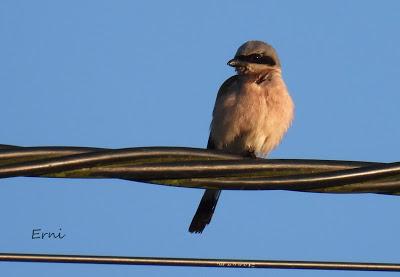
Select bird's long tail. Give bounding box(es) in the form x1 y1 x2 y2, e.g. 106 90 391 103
189 189 221 233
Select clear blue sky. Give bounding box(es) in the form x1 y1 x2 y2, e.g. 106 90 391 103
1 1 400 276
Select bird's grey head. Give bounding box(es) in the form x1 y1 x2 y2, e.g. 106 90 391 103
228 41 281 75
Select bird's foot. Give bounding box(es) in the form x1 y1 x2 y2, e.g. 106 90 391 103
245 149 257 159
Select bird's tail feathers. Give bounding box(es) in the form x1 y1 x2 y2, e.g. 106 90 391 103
189 189 221 233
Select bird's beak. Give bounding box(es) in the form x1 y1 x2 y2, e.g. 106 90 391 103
227 58 245 67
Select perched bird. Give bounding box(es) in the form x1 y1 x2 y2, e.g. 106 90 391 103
189 41 294 233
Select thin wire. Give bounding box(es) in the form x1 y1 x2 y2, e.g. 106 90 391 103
0 253 399 272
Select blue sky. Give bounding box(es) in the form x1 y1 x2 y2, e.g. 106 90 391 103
1 0 400 276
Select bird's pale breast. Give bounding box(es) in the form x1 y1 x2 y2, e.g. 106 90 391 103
211 73 294 156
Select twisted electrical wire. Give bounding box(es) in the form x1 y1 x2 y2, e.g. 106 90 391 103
0 144 399 194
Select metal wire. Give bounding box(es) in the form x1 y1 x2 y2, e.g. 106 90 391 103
0 253 399 272
0 144 399 194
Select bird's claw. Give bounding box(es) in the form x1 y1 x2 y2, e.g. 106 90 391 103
245 149 257 159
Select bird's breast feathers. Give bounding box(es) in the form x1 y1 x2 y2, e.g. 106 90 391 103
210 74 294 156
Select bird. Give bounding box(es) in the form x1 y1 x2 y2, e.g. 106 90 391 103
188 40 294 233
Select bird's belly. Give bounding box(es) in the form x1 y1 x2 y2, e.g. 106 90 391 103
221 112 284 156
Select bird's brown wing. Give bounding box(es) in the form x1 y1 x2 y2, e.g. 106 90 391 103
206 75 238 148
214 75 238 105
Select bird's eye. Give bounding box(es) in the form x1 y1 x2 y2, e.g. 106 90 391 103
248 54 262 62
236 54 276 66
257 55 276 66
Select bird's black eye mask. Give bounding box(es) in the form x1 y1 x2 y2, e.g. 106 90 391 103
235 54 276 66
